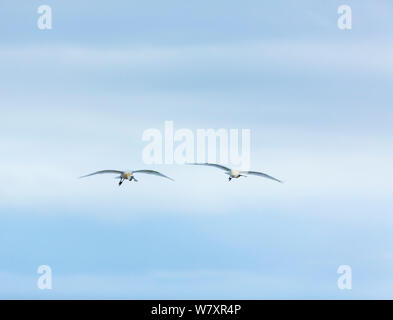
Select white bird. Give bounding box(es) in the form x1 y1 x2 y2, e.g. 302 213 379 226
79 169 174 186
188 163 282 183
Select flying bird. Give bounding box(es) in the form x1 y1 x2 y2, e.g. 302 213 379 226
79 169 174 186
187 163 282 183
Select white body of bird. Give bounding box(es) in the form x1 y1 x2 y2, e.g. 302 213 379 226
188 163 282 183
80 169 174 186
229 169 241 178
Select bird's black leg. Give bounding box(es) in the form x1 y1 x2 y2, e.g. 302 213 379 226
228 177 232 182
119 178 123 186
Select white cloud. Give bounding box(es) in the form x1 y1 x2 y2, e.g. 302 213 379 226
1 40 392 76
0 269 346 299
0 118 392 220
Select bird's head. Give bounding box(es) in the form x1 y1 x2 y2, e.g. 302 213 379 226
231 169 240 177
124 172 133 181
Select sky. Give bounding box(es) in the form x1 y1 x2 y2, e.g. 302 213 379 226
0 0 393 299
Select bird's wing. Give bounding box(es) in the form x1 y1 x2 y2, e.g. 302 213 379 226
132 170 174 181
239 171 283 183
79 170 123 178
187 163 231 172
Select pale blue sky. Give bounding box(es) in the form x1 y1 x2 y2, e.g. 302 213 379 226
0 0 393 298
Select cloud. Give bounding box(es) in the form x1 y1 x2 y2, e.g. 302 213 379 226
1 40 393 77
0 119 392 219
0 269 354 299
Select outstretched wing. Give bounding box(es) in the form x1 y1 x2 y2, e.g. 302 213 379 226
79 170 123 179
187 163 231 172
240 171 282 183
132 170 174 181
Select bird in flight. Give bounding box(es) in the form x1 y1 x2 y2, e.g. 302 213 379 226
79 169 174 186
187 163 282 183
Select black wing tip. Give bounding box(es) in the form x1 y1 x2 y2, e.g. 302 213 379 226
160 174 175 181
268 176 283 183
271 176 283 183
